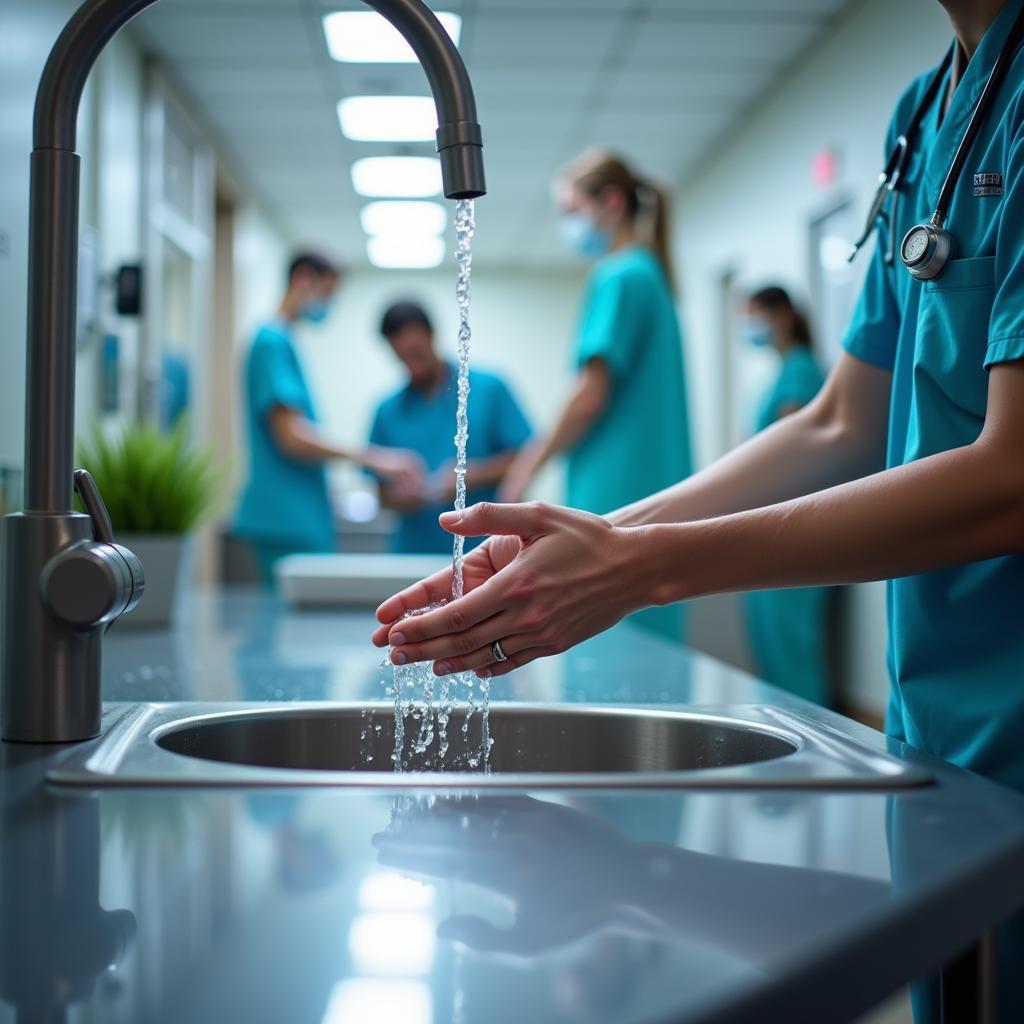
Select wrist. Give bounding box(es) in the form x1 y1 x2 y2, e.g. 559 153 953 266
628 521 717 607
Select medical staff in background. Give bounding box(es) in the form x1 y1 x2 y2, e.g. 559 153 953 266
369 300 532 554
233 252 423 583
498 150 692 642
742 286 830 705
377 3 1024 1016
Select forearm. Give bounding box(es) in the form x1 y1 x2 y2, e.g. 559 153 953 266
524 392 604 479
613 354 892 528
465 450 518 490
643 438 1024 604
275 420 355 464
621 844 886 966
612 401 881 528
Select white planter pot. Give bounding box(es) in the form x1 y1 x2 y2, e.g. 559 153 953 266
116 534 190 629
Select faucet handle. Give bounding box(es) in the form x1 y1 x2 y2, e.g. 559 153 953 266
73 469 114 544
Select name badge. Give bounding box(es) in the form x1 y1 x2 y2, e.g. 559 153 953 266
973 172 1004 197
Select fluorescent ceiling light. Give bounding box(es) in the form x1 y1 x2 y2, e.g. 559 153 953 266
351 157 442 198
322 979 432 1024
323 11 461 63
367 235 446 269
338 96 436 142
357 871 435 911
348 912 436 974
361 201 447 237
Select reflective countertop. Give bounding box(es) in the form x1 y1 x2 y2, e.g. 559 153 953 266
3 588 1024 1024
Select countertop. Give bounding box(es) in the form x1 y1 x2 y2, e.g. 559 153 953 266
3 588 1024 1024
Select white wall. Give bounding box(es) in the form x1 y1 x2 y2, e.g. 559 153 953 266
0 4 290 506
0 1 83 471
290 266 587 503
674 0 951 712
0 6 147 472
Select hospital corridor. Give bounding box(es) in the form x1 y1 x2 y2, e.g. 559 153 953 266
0 0 1022 1021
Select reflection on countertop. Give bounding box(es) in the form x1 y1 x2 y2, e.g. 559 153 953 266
1 587 1021 1024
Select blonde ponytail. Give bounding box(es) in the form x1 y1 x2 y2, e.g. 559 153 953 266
559 149 677 293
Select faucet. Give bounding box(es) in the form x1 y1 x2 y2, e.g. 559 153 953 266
0 0 486 743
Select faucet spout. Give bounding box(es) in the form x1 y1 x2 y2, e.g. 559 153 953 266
3 0 485 743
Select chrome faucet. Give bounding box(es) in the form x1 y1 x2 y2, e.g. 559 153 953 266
0 0 485 743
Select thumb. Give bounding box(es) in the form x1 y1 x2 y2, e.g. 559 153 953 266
437 915 516 953
439 501 553 539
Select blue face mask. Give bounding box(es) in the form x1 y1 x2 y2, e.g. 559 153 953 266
301 300 329 325
559 212 612 259
742 316 774 348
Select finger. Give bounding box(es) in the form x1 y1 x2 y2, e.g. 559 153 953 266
429 631 547 676
374 566 454 631
387 577 507 648
477 646 553 679
437 915 520 954
439 500 554 540
389 612 520 670
371 622 394 647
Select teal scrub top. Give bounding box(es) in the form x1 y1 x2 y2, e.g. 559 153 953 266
567 246 692 514
369 363 532 554
754 348 825 433
233 322 335 553
843 0 1024 791
747 348 829 704
568 246 692 643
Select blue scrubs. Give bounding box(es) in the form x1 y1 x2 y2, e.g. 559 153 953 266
845 9 1024 1017
369 363 531 553
745 348 829 704
233 321 335 577
569 246 693 642
845 2 1024 792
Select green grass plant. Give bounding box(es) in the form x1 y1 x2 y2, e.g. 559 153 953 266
77 420 222 534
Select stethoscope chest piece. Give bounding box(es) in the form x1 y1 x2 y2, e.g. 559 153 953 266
901 222 954 280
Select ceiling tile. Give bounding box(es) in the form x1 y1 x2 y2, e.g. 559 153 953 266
126 0 860 266
133 9 311 62
628 15 822 62
469 12 623 64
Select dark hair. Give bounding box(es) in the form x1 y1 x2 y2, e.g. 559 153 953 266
287 251 341 285
560 149 676 292
749 285 814 349
380 300 434 340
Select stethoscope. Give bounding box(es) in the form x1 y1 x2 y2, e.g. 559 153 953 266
848 5 1024 281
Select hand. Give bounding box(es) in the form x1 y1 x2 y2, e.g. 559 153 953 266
372 796 633 954
364 447 426 495
372 502 655 677
426 461 456 504
497 449 539 504
371 530 522 648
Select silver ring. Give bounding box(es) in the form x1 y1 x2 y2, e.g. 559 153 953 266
490 639 509 663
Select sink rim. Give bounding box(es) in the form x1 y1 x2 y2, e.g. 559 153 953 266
46 701 933 791
150 701 804 779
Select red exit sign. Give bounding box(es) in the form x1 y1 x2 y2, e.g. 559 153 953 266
812 147 841 188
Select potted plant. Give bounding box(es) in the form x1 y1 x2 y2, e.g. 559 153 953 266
77 421 221 628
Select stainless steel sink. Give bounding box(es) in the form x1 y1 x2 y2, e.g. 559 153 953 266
48 702 930 789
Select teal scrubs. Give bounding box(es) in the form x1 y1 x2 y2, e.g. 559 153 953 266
369 363 531 553
745 348 830 704
846 11 1024 1017
568 246 692 641
233 321 335 578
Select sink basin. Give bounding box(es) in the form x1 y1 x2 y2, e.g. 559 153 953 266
48 702 930 789
156 704 796 774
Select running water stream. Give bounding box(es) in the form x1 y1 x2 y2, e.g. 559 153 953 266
451 198 474 599
377 199 493 773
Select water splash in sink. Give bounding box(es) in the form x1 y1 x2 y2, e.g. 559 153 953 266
374 200 496 775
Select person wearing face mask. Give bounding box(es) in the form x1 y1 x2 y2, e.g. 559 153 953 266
233 251 424 583
498 151 692 641
742 286 829 704
368 300 532 554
